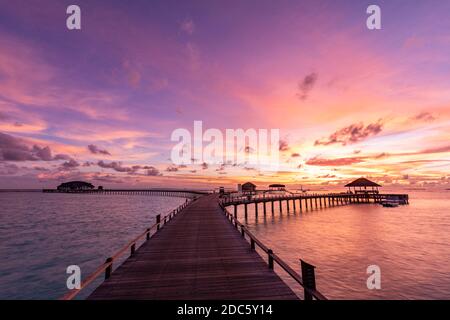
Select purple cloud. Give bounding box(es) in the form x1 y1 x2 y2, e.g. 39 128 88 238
0 132 71 161
297 73 318 101
314 120 384 146
88 144 111 155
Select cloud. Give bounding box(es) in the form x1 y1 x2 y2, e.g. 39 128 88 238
279 139 289 151
180 18 195 35
412 112 435 122
60 159 80 170
305 156 364 166
216 164 226 172
146 166 162 176
0 132 71 161
314 120 384 146
97 161 163 176
33 166 49 172
419 145 450 154
88 144 111 155
166 165 178 172
297 73 318 101
0 162 19 175
97 160 137 173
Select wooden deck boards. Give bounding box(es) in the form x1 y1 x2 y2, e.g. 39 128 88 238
88 195 298 300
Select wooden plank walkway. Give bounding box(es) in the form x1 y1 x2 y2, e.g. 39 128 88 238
88 194 298 300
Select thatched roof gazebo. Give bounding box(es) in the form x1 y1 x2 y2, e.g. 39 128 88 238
345 178 381 194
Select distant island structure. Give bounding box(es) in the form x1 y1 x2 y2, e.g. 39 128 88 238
345 178 381 194
57 181 95 192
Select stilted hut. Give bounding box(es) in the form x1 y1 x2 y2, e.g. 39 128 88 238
345 178 381 194
241 182 256 194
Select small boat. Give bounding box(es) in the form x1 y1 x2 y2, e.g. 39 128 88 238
380 195 401 207
381 201 399 208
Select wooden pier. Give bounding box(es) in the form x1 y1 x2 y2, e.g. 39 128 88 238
222 192 409 218
60 187 407 300
85 195 304 300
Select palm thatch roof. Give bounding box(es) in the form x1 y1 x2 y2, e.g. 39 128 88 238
345 178 381 188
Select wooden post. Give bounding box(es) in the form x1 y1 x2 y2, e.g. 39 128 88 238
300 259 317 301
241 226 245 237
146 228 150 240
250 238 255 250
131 243 136 255
255 202 258 216
279 200 282 213
234 205 238 218
299 198 303 211
286 199 290 212
105 257 113 280
156 214 161 231
271 201 274 214
293 198 296 212
268 249 274 270
244 204 248 219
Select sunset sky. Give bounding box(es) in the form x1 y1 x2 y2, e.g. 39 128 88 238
0 0 449 189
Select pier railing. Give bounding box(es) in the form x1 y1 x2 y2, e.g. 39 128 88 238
60 199 194 300
218 203 327 300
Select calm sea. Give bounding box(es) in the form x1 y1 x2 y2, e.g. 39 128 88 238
237 189 450 299
0 190 449 299
0 192 186 299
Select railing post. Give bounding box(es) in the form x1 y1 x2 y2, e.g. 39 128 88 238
146 228 150 240
268 249 274 269
250 238 255 250
105 257 113 280
131 243 136 255
156 214 161 230
300 259 317 300
241 225 245 237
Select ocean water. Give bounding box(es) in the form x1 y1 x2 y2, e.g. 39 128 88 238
1 190 449 300
236 190 450 299
0 192 186 299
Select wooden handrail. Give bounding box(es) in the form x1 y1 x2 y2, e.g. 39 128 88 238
60 199 193 300
219 204 327 300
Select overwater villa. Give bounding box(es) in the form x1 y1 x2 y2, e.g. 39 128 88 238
345 178 381 194
240 182 257 194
